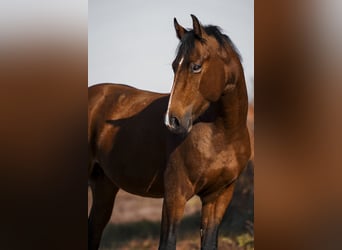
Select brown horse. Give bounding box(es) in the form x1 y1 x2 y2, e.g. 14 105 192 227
88 15 251 250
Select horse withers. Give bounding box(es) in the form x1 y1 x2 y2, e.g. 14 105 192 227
88 15 251 250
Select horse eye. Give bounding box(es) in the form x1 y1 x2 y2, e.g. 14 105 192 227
191 63 202 73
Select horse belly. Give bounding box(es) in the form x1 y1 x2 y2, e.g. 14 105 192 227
101 139 166 198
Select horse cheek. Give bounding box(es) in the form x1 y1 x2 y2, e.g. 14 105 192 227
199 69 225 102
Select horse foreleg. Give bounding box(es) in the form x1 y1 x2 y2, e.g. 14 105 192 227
158 193 187 250
88 167 119 250
200 183 236 250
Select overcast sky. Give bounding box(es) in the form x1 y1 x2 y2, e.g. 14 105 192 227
89 0 254 101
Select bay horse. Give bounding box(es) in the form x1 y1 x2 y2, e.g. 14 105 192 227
88 15 251 250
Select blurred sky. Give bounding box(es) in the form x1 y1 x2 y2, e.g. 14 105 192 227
89 0 254 101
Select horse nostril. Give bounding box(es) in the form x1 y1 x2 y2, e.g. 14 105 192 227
170 116 180 129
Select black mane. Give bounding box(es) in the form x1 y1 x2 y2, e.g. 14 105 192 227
174 25 242 68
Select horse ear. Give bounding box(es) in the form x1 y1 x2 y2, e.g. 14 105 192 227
174 18 187 40
191 14 205 39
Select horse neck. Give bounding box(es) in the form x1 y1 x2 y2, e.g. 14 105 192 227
218 66 249 131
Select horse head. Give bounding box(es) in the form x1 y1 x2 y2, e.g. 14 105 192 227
165 15 242 134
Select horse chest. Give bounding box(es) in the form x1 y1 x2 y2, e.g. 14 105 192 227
184 129 238 178
188 125 230 164
190 145 239 199
176 125 244 194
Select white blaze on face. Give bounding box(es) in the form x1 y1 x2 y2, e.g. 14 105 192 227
178 56 184 67
165 56 184 127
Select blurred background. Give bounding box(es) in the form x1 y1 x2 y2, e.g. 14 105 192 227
88 0 254 249
88 0 254 102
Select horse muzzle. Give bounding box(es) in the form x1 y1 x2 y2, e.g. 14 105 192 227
164 112 193 135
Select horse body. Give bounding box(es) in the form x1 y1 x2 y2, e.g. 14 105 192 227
88 83 249 197
88 15 251 250
88 83 168 197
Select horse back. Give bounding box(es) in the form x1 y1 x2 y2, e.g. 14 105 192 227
88 83 167 145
